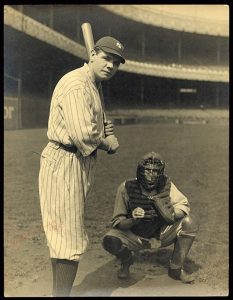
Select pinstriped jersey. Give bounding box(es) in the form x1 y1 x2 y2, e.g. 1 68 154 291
47 63 105 157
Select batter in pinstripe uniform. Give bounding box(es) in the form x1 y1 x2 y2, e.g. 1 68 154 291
102 152 199 283
39 36 125 297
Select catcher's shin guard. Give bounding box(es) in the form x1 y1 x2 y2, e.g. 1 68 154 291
51 258 79 297
102 235 133 279
168 215 198 284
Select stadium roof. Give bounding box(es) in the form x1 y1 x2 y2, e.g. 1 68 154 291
99 5 229 37
4 5 229 83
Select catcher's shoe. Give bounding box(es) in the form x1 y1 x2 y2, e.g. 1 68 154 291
168 267 195 284
117 256 134 280
117 262 131 279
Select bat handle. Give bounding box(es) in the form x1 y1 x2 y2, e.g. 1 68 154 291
103 112 107 124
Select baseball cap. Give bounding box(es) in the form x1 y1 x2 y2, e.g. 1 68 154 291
95 36 125 64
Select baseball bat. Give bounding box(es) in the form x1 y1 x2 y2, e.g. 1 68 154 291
81 23 106 119
81 22 94 61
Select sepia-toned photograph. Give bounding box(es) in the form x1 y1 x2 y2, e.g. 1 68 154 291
4 4 229 297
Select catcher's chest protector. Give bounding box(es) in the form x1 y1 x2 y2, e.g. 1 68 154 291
125 179 164 238
126 179 157 212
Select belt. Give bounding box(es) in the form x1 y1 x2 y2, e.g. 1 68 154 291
59 143 77 153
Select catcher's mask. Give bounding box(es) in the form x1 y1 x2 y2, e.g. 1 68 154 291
136 152 165 191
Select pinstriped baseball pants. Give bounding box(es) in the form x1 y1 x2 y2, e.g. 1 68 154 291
39 142 96 261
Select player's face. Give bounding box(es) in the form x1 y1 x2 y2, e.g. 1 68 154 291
92 50 121 82
142 166 159 190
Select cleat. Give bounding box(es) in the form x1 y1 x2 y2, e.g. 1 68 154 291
168 268 195 284
117 262 131 279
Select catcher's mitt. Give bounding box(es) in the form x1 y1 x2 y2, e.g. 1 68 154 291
150 177 175 224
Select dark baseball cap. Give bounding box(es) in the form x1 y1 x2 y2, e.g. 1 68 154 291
95 36 125 64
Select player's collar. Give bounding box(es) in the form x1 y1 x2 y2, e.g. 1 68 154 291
84 63 96 84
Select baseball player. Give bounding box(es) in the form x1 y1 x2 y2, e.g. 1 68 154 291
39 36 125 297
102 152 199 283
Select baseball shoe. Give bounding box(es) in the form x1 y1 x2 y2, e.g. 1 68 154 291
117 254 134 280
168 268 195 284
117 261 131 279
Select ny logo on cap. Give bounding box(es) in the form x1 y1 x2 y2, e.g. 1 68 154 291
116 42 122 49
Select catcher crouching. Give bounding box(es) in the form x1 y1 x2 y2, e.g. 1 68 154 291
102 152 199 283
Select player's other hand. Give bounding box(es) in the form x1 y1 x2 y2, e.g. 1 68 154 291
104 120 114 136
106 135 119 154
132 207 145 219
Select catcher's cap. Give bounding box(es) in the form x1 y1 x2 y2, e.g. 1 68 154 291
95 36 125 64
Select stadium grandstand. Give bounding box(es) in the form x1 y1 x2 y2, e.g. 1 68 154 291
4 4 229 129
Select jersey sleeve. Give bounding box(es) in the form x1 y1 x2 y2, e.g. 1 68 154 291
170 182 190 215
111 182 129 228
63 88 103 156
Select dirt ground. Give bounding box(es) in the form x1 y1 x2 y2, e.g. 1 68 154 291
4 111 229 297
4 245 227 297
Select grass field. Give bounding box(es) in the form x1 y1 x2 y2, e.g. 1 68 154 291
4 120 229 295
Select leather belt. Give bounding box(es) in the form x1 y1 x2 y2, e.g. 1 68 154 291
59 143 77 153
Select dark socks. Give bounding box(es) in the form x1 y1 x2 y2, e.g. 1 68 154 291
51 258 79 297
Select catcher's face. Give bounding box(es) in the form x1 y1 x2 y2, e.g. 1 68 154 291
141 166 160 190
137 156 165 191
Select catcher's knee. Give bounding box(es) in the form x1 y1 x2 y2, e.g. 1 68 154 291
102 235 123 255
180 215 199 236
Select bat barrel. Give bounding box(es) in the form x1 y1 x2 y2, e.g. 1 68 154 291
81 23 95 60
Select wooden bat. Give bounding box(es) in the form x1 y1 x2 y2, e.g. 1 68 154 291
81 22 107 121
81 22 94 61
